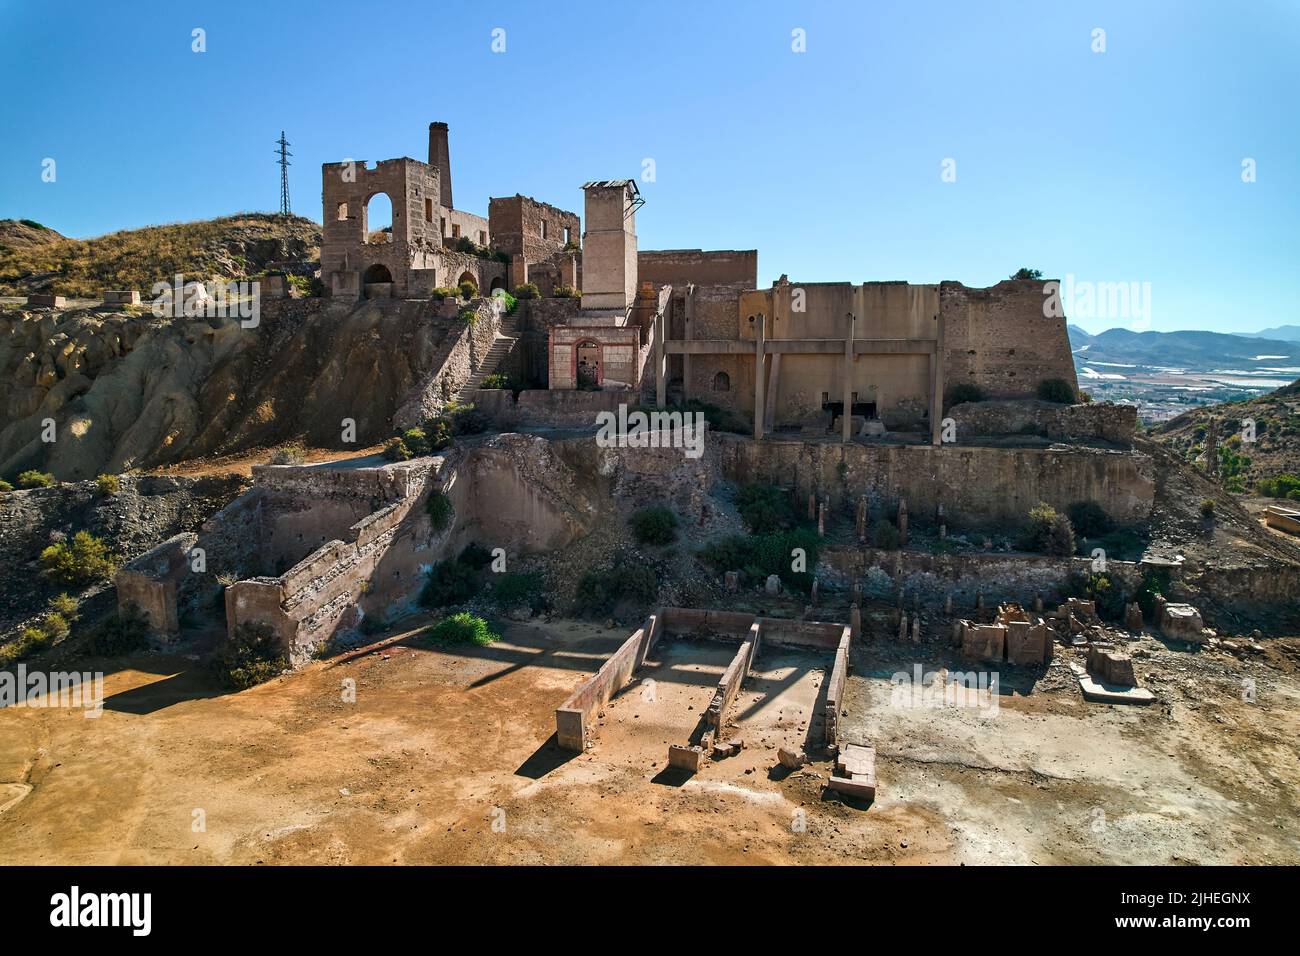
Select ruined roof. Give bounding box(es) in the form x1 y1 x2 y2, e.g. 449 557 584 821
582 179 640 194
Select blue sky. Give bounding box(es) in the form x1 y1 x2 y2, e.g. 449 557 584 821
2 0 1296 335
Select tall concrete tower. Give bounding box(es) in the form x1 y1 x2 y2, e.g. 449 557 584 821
428 122 452 210
581 180 640 311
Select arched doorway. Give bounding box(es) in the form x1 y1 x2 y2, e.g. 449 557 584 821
575 341 600 389
456 271 478 297
712 371 730 392
489 275 506 294
363 263 393 299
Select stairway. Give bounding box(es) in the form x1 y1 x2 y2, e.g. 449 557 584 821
455 312 519 401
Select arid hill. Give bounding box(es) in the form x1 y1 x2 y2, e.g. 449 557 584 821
1152 378 1300 488
0 213 321 298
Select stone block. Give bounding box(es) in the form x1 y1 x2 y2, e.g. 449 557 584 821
668 744 703 773
1160 603 1207 643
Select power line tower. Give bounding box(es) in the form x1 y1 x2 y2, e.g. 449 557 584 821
275 131 292 215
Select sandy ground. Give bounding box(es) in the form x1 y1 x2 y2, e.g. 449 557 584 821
1 618 1297 865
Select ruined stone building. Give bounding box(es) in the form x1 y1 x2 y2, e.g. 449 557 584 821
318 122 1078 443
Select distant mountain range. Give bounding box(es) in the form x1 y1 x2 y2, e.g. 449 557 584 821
1068 325 1300 374
1240 325 1300 343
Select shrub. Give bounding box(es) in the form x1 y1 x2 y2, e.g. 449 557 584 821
573 565 659 616
512 283 539 300
1066 500 1112 538
0 479 12 494
1074 571 1125 620
458 542 494 570
423 612 499 647
630 506 679 545
1010 267 1044 280
489 571 544 610
735 483 798 534
48 592 79 619
212 620 287 690
1037 377 1077 404
426 490 453 532
870 519 900 550
91 603 150 656
477 373 515 391
698 528 820 594
424 416 455 449
430 286 457 302
458 279 478 300
459 307 478 325
1020 502 1075 556
95 473 121 496
267 443 306 465
552 284 581 299
419 557 478 608
39 531 116 586
382 437 412 461
1200 498 1216 518
681 399 748 435
1255 473 1300 499
493 290 518 315
947 383 986 407
1136 566 1171 619
17 470 55 489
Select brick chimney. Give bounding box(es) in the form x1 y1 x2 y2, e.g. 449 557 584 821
428 122 452 210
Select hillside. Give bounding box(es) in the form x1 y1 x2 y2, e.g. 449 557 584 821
0 213 321 298
1152 378 1300 490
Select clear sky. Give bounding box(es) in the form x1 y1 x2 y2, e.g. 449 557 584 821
2 0 1296 335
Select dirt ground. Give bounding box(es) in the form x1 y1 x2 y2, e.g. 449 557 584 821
1 618 1297 865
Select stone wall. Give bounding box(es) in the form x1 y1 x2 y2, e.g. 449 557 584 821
948 399 1137 446
394 298 503 427
637 249 757 289
941 279 1078 400
488 194 580 263
716 434 1156 528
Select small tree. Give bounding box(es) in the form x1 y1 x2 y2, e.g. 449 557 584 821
630 506 679 545
947 383 987 407
512 283 539 300
1010 268 1044 280
95 473 121 496
39 531 116 586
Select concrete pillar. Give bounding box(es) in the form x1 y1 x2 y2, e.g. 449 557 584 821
898 498 909 547
753 314 765 440
856 496 868 541
811 578 819 606
944 593 952 615
764 351 781 433
654 311 666 407
850 603 861 641
807 493 816 521
912 616 921 643
930 312 945 446
898 612 908 642
683 284 695 403
841 316 854 443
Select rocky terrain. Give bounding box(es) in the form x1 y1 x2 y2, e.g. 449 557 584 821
0 214 320 298
0 298 459 481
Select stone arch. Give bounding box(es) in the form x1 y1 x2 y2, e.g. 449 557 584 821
712 371 731 392
575 340 601 388
489 275 506 293
363 263 393 284
364 191 393 244
456 270 478 294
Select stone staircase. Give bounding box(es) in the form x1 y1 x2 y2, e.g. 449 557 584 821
455 312 519 401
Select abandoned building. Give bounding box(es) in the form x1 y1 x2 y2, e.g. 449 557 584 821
317 122 1079 444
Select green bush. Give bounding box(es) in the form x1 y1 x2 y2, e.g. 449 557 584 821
735 483 798 534
458 280 478 300
573 565 659 616
1200 498 1216 518
39 531 116 586
493 290 518 315
630 506 679 545
947 383 986 407
1066 500 1112 538
430 287 457 302
419 557 478 608
698 528 820 594
423 612 499 647
383 437 412 461
48 592 79 619
426 490 453 532
870 518 900 550
478 373 516 391
17 470 55 489
91 603 150 656
0 479 12 494
489 571 544 610
512 283 539 300
458 542 494 570
95 473 121 496
679 399 748 435
267 443 306 465
552 284 581 299
1019 502 1075 556
212 620 287 690
1037 377 1077 404
1074 571 1125 620
1256 473 1300 500
1136 566 1171 619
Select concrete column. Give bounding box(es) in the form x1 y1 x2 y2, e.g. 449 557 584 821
753 314 765 440
842 315 855 443
654 311 666 407
764 352 781 433
683 284 695 403
930 312 945 446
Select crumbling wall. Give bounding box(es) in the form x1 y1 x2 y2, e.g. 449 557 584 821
637 249 757 289
556 612 662 751
948 399 1136 446
941 279 1078 400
